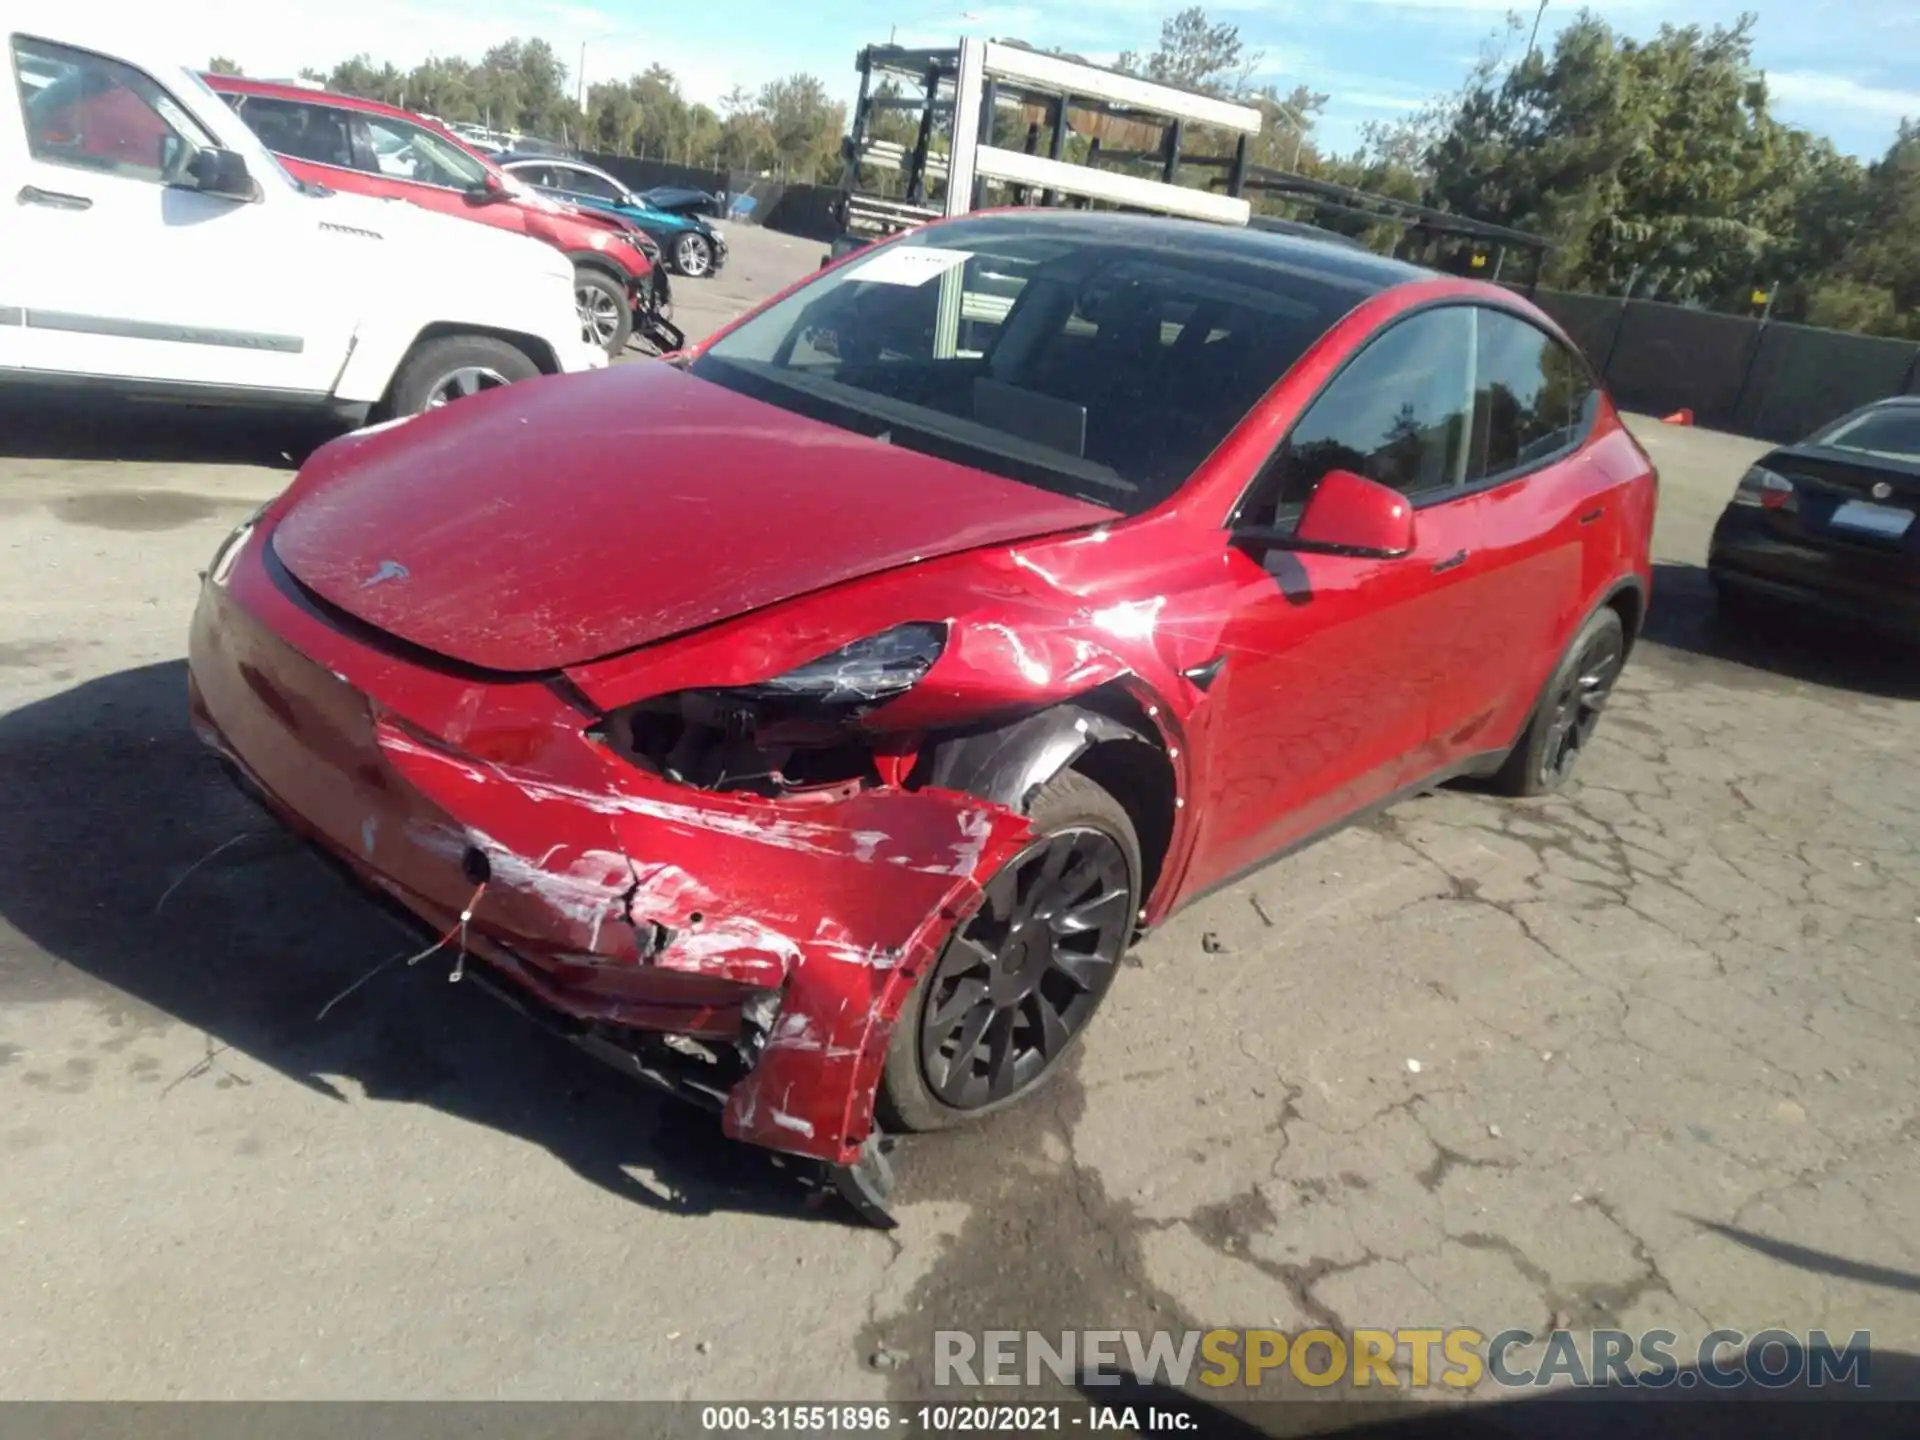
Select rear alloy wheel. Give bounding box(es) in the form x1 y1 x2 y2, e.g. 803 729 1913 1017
387 335 539 418
879 770 1140 1131
673 232 714 278
1490 606 1626 797
574 267 633 355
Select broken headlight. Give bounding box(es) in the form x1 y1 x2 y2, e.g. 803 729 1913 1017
609 623 947 792
738 622 947 704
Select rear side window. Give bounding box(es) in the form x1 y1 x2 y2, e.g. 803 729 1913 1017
1259 306 1476 520
553 166 623 201
12 36 214 184
1471 309 1596 477
235 94 356 169
511 163 557 188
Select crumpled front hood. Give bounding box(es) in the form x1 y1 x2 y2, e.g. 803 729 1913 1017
270 363 1118 673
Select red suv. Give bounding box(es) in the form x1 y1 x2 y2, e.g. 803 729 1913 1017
205 76 673 356
187 213 1656 1220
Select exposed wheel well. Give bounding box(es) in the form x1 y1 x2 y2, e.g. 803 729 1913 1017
1071 738 1175 917
916 683 1180 917
403 324 557 376
1064 687 1178 917
1606 580 1645 658
566 253 635 290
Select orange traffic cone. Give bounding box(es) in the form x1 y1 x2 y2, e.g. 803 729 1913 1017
1661 408 1694 425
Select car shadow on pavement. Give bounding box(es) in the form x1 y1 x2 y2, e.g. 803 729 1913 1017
0 660 849 1226
1642 561 1920 702
0 396 333 469
1082 1357 1920 1437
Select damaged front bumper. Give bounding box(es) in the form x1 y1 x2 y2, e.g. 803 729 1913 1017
186 525 1031 1177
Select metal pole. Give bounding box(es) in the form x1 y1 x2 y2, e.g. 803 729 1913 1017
1227 133 1249 199
577 41 587 116
1526 0 1549 58
1040 93 1066 207
973 78 997 211
906 64 938 204
1599 269 1635 383
844 53 874 193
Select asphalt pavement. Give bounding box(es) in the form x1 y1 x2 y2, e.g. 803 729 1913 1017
0 223 1915 1404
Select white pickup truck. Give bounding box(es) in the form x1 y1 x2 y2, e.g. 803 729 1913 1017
0 22 604 422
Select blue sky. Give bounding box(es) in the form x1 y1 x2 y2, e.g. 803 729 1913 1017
129 0 1920 159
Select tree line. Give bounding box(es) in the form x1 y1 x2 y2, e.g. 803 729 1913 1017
1094 7 1917 337
212 4 1916 336
209 40 844 180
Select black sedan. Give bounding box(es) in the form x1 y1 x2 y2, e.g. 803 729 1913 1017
1709 396 1920 641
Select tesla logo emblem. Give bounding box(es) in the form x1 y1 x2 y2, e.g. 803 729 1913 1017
1871 481 1894 500
358 559 410 589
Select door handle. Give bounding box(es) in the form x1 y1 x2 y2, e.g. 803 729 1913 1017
18 185 92 210
1431 549 1469 574
1579 506 1606 525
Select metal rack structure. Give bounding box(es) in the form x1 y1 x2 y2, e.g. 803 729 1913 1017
831 37 1261 253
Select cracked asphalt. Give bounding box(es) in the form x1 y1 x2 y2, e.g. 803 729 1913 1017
0 225 1915 1406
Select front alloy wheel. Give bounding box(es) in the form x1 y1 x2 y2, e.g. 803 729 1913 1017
425 365 509 408
673 232 713 278
880 769 1141 1130
919 826 1132 1109
576 282 625 349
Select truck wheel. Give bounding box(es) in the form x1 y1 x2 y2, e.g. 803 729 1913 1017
575 267 632 354
388 336 539 417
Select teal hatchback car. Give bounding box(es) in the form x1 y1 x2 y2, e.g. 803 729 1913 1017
499 155 730 278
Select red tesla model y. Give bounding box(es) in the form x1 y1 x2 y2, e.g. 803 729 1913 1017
187 212 1656 1220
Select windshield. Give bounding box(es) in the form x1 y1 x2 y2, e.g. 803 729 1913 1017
689 215 1364 513
1818 405 1920 465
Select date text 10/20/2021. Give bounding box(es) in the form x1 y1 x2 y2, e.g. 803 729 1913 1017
699 1406 1194 1432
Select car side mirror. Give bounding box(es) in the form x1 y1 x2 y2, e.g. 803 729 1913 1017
181 147 257 202
1234 469 1416 560
466 172 505 204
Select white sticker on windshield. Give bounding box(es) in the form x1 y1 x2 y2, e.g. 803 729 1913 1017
847 246 972 287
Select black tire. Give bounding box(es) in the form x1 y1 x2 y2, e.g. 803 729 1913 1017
574 266 633 355
878 769 1140 1133
386 335 539 418
1488 605 1627 798
672 232 714 278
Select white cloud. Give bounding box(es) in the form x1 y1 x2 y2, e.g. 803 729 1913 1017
1768 70 1920 121
1339 89 1428 111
